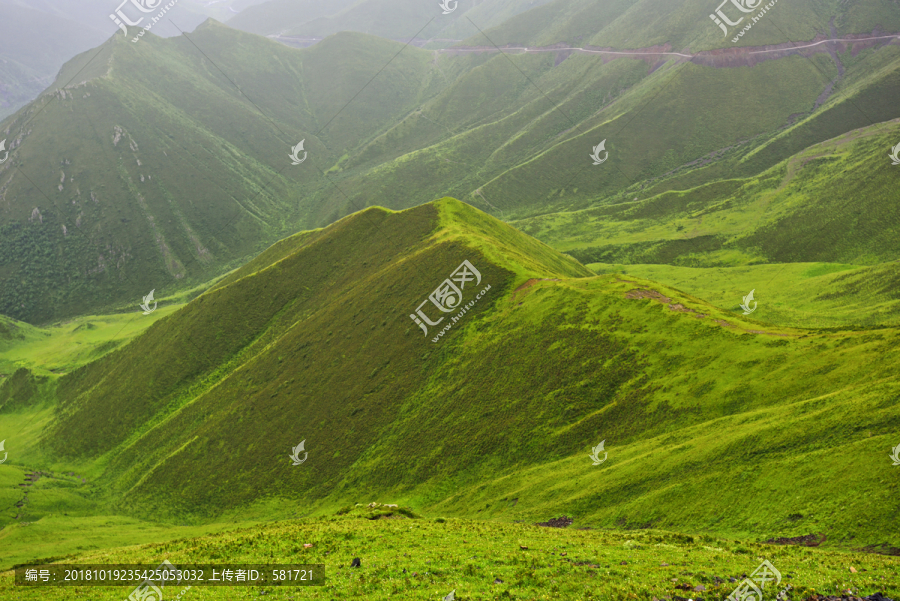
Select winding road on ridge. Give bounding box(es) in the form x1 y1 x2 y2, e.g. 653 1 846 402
435 32 900 69
272 32 899 69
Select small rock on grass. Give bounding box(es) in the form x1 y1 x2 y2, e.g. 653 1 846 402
850 566 857 573
350 558 361 568
303 543 313 548
443 590 456 601
493 578 504 584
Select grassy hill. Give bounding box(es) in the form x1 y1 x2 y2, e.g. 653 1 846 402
3 7 899 328
0 22 453 324
0 0 273 121
511 115 900 329
0 198 892 559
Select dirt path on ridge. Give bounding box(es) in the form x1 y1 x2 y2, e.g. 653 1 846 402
438 32 900 70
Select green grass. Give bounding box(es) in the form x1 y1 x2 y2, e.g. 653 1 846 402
0 507 897 600
516 117 900 277
584 261 900 329
5 14 899 323
2 197 894 559
0 304 181 378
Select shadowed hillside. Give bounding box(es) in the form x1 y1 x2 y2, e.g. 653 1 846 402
19 197 898 553
3 12 899 323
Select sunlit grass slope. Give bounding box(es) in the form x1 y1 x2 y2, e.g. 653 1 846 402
517 118 900 273
5 197 894 557
585 261 900 330
0 506 897 600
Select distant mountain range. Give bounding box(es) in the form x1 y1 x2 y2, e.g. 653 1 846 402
1 0 899 324
0 0 270 120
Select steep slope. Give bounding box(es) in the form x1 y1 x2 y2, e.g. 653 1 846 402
0 23 446 324
521 116 900 270
4 13 899 324
29 198 900 550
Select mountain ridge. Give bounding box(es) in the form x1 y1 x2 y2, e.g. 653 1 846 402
16 197 896 552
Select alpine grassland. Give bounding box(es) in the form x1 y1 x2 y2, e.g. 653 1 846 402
3 0 900 598
4 7 900 323
1 198 898 599
517 117 900 280
1 505 898 600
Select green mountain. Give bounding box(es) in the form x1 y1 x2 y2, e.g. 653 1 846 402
511 115 900 328
6 198 892 554
463 0 900 50
525 114 900 265
3 5 899 330
0 0 274 121
0 23 432 324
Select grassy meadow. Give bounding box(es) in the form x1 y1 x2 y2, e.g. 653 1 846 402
0 198 898 600
0 505 898 600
